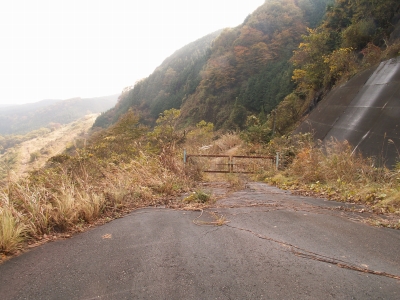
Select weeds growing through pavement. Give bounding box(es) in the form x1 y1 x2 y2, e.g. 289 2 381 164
183 190 212 204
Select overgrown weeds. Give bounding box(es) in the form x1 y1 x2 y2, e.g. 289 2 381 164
265 137 400 218
0 206 26 253
183 190 212 204
0 109 193 256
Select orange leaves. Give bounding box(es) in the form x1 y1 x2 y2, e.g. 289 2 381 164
251 42 272 64
234 46 250 64
234 25 265 47
233 42 271 75
204 54 237 90
361 43 382 67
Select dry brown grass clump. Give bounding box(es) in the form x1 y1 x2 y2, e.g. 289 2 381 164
0 109 193 255
290 140 383 184
0 206 25 253
213 133 242 153
0 148 190 254
269 138 400 218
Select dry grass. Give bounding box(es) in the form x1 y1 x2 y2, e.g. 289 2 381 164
186 132 249 189
0 114 98 183
0 206 26 253
4 112 398 255
0 114 244 255
0 148 190 255
184 129 243 156
267 138 400 218
0 111 196 256
213 133 242 153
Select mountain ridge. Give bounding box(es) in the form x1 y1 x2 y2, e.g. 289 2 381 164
0 95 118 135
94 0 399 139
94 0 330 130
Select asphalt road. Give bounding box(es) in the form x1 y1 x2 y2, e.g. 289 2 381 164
1 183 399 299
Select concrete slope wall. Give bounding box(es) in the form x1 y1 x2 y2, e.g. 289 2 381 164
296 57 400 168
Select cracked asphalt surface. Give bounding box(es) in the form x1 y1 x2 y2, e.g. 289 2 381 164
0 182 399 299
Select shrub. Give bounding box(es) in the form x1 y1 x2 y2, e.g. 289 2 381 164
29 151 40 163
183 190 211 203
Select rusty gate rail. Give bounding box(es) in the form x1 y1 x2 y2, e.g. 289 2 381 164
183 150 279 173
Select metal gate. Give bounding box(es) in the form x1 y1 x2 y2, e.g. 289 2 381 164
184 152 278 174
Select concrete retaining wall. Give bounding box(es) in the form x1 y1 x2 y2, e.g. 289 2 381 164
295 57 400 168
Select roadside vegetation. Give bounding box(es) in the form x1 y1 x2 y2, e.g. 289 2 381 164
2 0 400 258
242 133 400 228
0 109 206 255
1 108 399 257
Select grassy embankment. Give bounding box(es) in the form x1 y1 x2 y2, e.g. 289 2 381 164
249 134 400 228
0 110 229 256
1 110 399 257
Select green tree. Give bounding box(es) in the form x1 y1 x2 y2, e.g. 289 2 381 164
341 19 376 49
241 115 272 144
150 109 182 150
225 99 247 130
291 28 331 91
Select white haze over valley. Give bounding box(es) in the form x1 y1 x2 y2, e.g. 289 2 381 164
0 0 264 105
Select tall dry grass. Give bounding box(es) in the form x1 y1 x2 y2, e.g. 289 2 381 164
0 149 190 254
290 140 385 184
0 110 195 254
0 206 26 253
269 138 400 216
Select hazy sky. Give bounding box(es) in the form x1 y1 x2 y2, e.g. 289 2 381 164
0 0 264 105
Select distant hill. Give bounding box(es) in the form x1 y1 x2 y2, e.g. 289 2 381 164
0 114 99 182
0 99 62 113
0 95 118 135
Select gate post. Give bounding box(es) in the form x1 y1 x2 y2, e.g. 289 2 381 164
276 152 280 170
183 149 187 164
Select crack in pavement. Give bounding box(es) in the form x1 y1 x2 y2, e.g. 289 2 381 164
215 202 370 225
194 182 400 281
223 223 400 281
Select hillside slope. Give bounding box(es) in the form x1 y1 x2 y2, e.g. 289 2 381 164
0 95 118 135
95 0 399 139
94 0 330 130
0 114 99 182
93 30 222 128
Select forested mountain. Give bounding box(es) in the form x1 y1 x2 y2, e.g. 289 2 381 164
95 0 400 135
0 95 118 135
95 0 330 130
272 0 400 134
93 30 222 128
178 0 330 129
